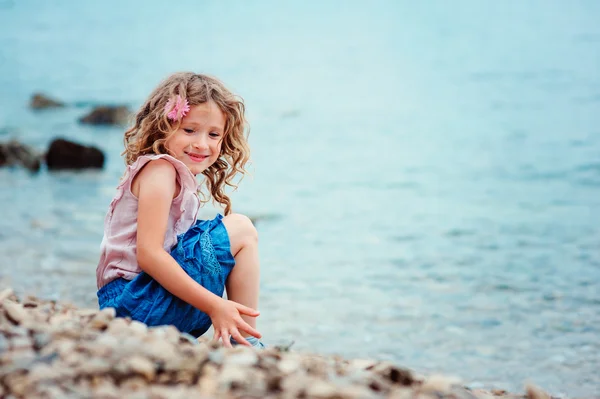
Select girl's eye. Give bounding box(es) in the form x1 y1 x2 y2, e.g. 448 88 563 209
209 132 220 138
183 128 195 134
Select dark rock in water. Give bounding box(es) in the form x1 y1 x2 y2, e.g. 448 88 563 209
30 93 65 109
46 138 104 170
0 140 41 172
79 105 130 126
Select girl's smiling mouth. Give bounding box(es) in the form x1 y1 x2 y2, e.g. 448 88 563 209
186 152 209 162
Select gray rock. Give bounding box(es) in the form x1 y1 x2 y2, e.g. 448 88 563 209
79 105 130 125
0 140 41 172
30 93 65 109
45 138 105 170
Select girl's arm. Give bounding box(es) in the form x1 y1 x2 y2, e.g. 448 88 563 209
134 159 260 345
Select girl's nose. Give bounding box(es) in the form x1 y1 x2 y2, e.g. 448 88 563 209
193 135 209 150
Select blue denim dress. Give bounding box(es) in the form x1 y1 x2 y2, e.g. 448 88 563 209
97 214 235 337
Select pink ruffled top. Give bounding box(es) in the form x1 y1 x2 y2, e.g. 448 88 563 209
96 154 200 289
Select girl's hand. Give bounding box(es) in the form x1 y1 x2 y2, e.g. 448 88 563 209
208 298 261 347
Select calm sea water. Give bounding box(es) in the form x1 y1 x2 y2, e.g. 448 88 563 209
1 1 599 396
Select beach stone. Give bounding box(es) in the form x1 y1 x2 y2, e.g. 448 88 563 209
306 379 340 398
30 93 65 109
197 363 219 396
45 138 105 170
90 307 116 325
45 339 76 359
28 363 62 384
148 385 199 399
32 332 52 350
366 376 393 395
173 369 197 384
0 333 8 352
301 354 330 376
208 348 226 365
90 379 120 398
3 373 29 397
22 297 41 308
349 358 379 371
0 287 14 302
450 386 482 399
105 317 130 335
27 310 51 325
119 355 156 381
150 324 181 343
420 374 462 393
277 357 300 375
9 336 32 351
78 357 113 375
120 376 148 391
218 364 249 390
49 312 75 327
472 389 500 399
1 346 36 369
279 374 304 396
138 338 177 364
388 387 414 399
0 140 41 172
339 385 381 399
3 301 29 325
76 308 98 318
36 386 67 398
526 384 551 399
370 362 414 386
129 320 148 336
223 347 259 367
79 105 130 125
179 332 199 345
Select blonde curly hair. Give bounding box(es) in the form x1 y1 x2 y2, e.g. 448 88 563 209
123 72 250 215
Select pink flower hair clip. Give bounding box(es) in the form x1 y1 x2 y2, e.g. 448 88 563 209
165 95 190 121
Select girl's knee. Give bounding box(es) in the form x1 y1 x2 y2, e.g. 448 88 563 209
223 213 258 250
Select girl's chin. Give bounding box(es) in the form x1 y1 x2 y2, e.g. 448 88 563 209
189 165 207 175
184 158 215 175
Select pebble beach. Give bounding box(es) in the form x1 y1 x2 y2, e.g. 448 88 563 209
0 286 564 399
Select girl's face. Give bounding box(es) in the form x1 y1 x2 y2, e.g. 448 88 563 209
165 100 226 175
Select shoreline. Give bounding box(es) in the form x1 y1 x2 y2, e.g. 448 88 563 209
0 287 564 399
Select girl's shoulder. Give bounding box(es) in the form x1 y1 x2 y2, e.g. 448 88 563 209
122 154 197 191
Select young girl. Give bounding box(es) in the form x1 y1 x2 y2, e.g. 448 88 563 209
96 72 263 348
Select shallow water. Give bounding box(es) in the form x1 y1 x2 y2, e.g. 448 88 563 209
1 1 599 396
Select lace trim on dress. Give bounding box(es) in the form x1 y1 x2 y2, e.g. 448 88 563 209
200 230 221 276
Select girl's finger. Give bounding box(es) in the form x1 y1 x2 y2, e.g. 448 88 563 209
234 303 260 317
221 330 233 348
230 329 252 347
238 321 262 339
212 330 221 343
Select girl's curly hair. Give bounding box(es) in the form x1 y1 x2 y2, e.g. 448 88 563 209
123 72 250 215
